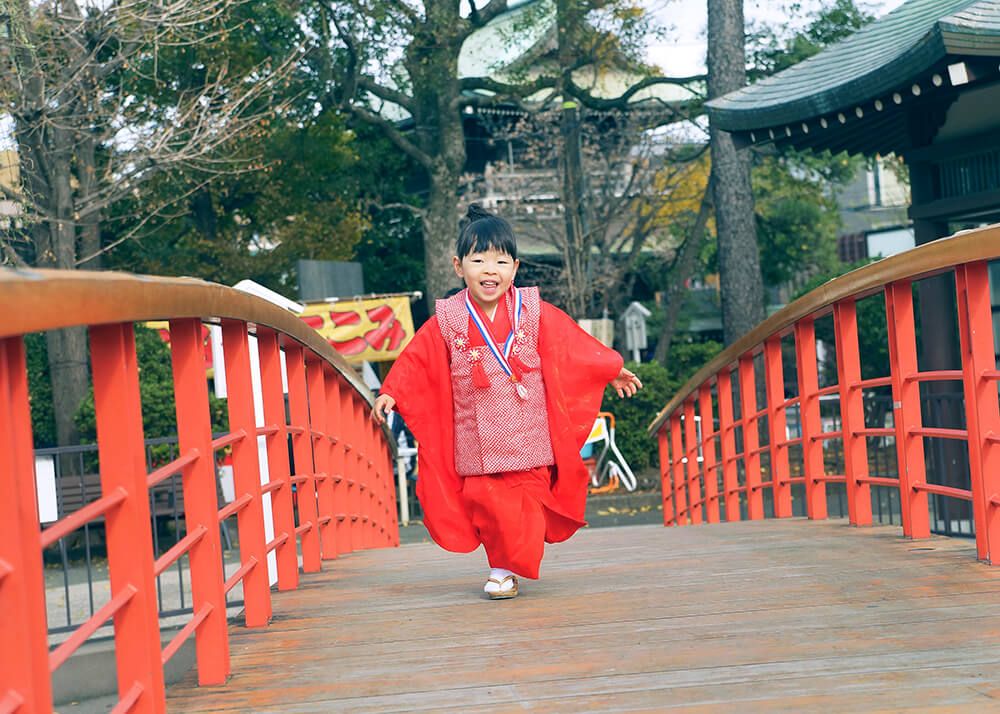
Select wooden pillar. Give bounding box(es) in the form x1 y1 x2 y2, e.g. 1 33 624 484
698 383 720 523
168 319 230 683
657 428 675 526
738 355 764 520
955 263 1000 562
221 320 272 626
670 412 688 525
794 319 828 520
833 300 873 526
0 337 54 712
764 336 793 518
717 369 740 521
90 323 167 709
284 345 321 572
885 281 931 539
255 329 298 591
683 399 703 525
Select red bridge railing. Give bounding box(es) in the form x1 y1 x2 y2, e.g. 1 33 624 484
649 224 1000 565
0 269 398 713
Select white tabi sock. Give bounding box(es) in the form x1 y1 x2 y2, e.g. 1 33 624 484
484 567 515 593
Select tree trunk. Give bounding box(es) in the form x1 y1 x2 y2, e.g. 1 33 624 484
557 0 592 320
654 187 713 364
707 0 765 345
37 130 90 448
422 169 463 303
77 130 102 270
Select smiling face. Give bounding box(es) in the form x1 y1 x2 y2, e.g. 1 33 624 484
453 248 520 314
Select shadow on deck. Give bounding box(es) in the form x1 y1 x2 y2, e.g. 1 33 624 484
166 521 1000 712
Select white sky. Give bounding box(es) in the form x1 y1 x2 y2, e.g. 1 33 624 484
643 0 908 76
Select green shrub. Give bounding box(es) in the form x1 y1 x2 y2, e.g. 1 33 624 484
601 340 723 473
73 327 229 458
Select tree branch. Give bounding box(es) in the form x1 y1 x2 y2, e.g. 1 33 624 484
565 74 705 112
459 74 559 99
358 76 416 114
468 0 509 28
347 103 434 169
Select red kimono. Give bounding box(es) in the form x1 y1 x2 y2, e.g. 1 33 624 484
381 291 622 578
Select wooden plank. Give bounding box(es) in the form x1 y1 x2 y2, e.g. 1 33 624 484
167 521 1000 712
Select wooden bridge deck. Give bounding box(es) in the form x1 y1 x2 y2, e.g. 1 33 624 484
166 520 1000 712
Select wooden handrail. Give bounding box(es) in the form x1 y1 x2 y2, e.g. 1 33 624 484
648 223 1000 434
0 267 372 402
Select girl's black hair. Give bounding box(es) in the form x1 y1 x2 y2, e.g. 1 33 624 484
455 204 517 259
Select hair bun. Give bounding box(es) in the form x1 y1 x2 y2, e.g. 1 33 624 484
465 203 493 222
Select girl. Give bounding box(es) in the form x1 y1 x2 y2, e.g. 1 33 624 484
373 204 641 599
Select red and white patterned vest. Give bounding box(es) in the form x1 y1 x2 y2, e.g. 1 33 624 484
437 287 555 476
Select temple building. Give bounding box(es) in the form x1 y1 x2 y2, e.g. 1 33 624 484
706 0 1000 538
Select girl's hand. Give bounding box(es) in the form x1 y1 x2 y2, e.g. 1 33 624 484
371 394 396 425
611 368 642 398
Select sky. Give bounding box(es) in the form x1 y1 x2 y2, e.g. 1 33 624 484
642 0 907 76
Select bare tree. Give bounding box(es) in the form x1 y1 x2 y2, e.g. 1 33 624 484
323 0 699 305
472 106 707 319
0 0 297 447
707 0 765 344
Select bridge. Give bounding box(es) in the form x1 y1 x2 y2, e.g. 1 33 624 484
4 224 1000 712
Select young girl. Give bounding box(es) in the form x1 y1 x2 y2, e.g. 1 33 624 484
373 204 641 599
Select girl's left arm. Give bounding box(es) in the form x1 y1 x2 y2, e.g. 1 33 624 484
610 367 642 398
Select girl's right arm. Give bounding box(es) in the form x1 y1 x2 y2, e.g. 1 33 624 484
371 394 396 425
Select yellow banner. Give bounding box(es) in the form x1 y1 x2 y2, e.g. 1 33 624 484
300 296 415 363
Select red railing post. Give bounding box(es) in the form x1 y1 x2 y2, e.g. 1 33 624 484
357 390 373 548
698 383 720 523
738 355 764 520
670 412 688 525
338 387 356 545
794 318 829 520
167 319 230 684
256 329 299 591
683 399 703 524
955 263 1000 562
324 369 350 556
385 438 400 546
833 299 873 526
764 336 793 518
0 337 53 712
353 393 368 549
220 319 272 627
90 323 166 711
657 429 675 526
885 281 931 539
306 358 338 560
358 395 376 549
717 369 740 521
284 344 321 572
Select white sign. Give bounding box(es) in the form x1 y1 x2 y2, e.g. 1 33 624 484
35 455 58 523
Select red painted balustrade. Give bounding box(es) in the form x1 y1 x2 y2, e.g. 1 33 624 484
649 224 1000 565
0 270 398 713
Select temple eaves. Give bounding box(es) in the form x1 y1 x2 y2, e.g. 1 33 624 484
705 0 1000 157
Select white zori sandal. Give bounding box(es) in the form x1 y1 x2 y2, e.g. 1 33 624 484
484 574 519 600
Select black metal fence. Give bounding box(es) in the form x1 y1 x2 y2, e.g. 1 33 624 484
37 436 244 640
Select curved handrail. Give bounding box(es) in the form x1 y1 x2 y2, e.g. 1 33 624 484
0 267 373 400
648 223 1000 435
0 268 399 713
646 222 1000 569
